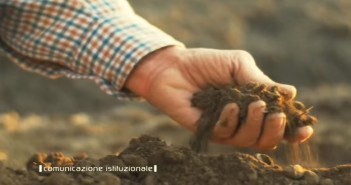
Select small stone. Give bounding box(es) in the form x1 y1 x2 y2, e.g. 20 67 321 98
320 178 334 185
303 170 319 185
47 152 74 166
255 153 274 166
284 164 305 179
26 153 48 171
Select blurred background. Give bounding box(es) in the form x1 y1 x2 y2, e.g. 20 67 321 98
1 0 351 168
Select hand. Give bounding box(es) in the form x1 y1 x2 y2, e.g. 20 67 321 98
126 46 313 150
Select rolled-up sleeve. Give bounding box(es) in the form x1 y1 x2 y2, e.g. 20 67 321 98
0 0 184 100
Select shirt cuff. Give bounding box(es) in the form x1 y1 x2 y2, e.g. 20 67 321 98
74 14 185 100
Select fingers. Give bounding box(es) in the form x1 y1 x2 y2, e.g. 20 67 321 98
220 100 266 146
212 103 239 139
216 101 287 150
232 50 275 85
255 113 286 151
231 50 296 100
214 107 311 150
285 126 314 143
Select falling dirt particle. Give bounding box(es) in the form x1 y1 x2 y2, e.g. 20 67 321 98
320 178 334 185
303 170 320 184
284 164 305 179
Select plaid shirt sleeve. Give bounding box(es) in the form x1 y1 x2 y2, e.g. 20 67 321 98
0 0 184 100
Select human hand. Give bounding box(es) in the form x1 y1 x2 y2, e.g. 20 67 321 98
126 46 313 150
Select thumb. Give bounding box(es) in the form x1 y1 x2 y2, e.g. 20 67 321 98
233 51 296 99
274 83 297 100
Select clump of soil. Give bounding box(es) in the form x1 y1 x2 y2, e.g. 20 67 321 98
1 135 350 185
190 82 318 152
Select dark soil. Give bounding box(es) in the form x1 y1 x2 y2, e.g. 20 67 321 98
1 135 350 185
191 82 317 152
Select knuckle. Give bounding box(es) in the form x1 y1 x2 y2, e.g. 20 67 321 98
249 101 266 111
237 50 252 58
236 50 255 62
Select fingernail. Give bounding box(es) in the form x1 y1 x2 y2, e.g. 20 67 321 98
267 112 286 121
254 101 266 117
280 116 286 129
299 126 314 143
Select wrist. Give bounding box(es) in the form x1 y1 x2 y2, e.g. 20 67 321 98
125 46 185 97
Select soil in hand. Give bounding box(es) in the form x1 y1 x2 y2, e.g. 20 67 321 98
190 82 317 152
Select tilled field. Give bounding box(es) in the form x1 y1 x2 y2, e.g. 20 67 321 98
1 135 350 185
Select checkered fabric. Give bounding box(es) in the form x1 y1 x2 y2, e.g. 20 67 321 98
0 0 184 100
